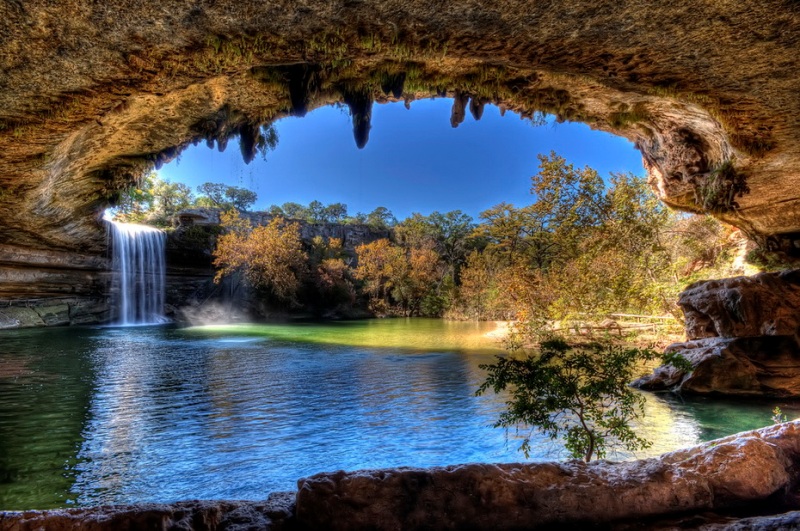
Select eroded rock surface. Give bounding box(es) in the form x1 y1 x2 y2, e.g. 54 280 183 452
294 422 800 530
635 270 800 396
0 494 296 531
680 270 800 339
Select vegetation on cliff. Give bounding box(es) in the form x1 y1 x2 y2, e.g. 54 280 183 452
196 152 748 325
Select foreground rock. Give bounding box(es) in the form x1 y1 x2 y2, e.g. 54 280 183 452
5 423 800 530
634 270 800 396
0 494 296 531
295 422 800 530
634 336 800 396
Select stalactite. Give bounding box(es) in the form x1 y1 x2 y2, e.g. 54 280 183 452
341 85 374 149
450 91 469 128
469 97 486 121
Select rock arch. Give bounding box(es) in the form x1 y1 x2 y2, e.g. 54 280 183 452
0 1 799 323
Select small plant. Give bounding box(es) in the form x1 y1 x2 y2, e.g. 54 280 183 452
694 161 749 213
772 406 787 425
477 338 663 462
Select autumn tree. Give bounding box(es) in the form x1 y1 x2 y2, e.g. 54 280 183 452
353 239 406 314
308 236 356 308
212 210 307 304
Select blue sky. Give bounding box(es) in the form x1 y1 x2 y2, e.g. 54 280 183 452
159 98 644 220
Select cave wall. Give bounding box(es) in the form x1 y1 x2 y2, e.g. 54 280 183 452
0 1 798 322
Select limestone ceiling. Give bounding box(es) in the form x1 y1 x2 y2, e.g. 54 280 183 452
0 1 798 251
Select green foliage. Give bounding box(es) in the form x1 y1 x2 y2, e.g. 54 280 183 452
477 339 661 462
267 201 349 224
113 172 193 226
364 206 397 230
197 182 257 211
694 161 750 213
772 407 788 425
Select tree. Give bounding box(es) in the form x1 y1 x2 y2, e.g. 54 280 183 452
113 172 193 225
152 179 193 218
307 200 326 223
212 210 307 304
267 204 286 217
353 238 406 306
113 172 157 223
364 206 397 230
226 187 258 211
196 182 257 211
477 338 660 462
280 202 309 220
323 202 349 223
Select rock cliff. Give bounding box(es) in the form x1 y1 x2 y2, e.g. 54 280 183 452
6 421 800 530
164 211 390 323
634 270 800 396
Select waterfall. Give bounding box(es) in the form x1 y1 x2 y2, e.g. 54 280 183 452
107 220 167 325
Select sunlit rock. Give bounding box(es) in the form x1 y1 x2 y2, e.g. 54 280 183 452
293 422 800 529
635 270 800 396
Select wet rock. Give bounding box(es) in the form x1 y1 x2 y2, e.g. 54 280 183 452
633 336 800 396
294 423 799 530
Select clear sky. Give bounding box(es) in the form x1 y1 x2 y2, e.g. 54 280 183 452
159 98 645 220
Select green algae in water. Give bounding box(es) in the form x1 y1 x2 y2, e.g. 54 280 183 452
185 318 508 353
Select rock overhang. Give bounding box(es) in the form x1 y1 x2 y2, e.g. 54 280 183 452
0 0 798 254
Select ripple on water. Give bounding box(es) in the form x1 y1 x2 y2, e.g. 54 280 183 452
1 321 799 509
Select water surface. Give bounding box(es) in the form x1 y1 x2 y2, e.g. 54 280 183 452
0 319 796 510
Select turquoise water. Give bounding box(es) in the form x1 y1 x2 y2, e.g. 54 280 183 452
0 319 796 510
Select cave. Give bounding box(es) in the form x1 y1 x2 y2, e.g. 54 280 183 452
1 1 799 326
2 1 800 528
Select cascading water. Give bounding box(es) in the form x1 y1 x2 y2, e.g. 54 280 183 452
107 220 167 325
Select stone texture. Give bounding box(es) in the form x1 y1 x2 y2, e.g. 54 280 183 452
0 493 296 531
635 270 800 396
680 270 800 340
634 336 800 396
0 244 110 327
294 422 800 530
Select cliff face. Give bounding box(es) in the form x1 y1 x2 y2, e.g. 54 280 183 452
0 244 109 329
164 212 390 323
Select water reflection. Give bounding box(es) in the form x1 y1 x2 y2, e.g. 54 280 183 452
1 321 798 509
